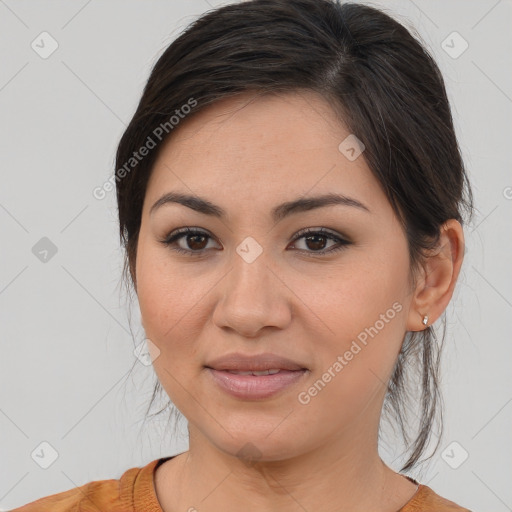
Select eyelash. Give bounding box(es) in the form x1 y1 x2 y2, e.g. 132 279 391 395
160 227 351 257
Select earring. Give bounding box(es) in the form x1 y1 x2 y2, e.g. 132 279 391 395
422 315 429 326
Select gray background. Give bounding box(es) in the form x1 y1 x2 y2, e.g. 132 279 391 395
0 1 510 510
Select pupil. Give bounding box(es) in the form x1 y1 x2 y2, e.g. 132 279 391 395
189 234 207 250
306 234 326 251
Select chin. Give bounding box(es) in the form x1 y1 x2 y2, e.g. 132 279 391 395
203 423 309 464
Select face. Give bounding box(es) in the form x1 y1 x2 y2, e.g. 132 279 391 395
135 90 416 462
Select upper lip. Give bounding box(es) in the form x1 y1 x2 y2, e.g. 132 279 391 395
205 352 307 371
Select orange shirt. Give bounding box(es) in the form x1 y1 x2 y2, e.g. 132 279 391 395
11 456 472 511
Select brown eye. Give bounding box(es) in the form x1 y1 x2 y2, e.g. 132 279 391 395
290 228 351 255
184 233 208 250
160 226 351 257
161 227 218 255
304 233 329 251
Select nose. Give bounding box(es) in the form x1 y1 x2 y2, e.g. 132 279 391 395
212 248 292 338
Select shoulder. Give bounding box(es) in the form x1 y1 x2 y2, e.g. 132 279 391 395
9 461 156 512
400 484 473 511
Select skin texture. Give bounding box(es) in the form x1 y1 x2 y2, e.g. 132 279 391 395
135 90 465 512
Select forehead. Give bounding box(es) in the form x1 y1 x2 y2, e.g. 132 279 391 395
160 90 347 159
144 90 384 220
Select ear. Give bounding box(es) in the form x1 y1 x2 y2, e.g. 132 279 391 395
406 219 465 331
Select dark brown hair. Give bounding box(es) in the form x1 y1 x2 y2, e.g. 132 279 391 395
115 0 473 472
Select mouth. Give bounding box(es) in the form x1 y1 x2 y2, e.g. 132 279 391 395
206 368 308 400
204 352 308 373
220 369 286 376
204 352 309 400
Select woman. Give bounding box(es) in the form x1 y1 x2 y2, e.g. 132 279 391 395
13 0 474 510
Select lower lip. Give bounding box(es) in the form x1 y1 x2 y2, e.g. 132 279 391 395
206 368 307 399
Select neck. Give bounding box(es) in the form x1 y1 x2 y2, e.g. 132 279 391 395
159 416 415 512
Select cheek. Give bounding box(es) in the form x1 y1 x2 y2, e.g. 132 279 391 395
314 249 408 339
136 243 182 346
297 294 407 428
136 252 207 412
136 235 192 331
135 244 217 377
303 247 410 397
137 271 198 349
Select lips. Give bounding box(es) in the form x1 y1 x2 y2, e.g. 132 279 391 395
204 352 308 372
225 369 282 376
206 368 307 399
204 352 308 399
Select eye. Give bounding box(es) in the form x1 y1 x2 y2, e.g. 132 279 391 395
160 227 218 256
289 227 351 255
160 226 351 256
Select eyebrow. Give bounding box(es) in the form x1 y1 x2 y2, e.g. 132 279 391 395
150 191 371 222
